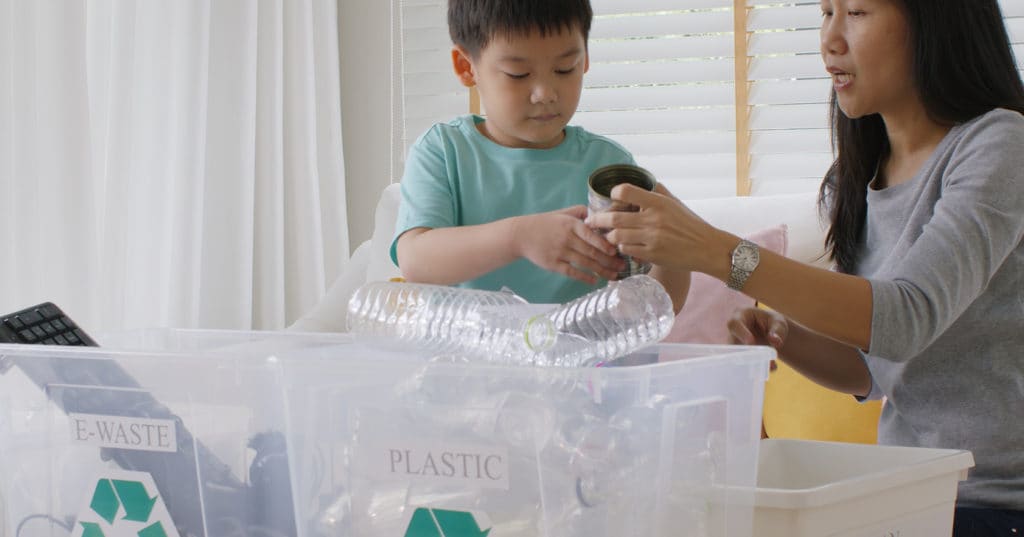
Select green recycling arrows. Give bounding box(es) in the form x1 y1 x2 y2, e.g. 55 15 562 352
404 508 491 537
112 480 157 522
88 479 158 525
74 472 177 537
89 479 120 524
80 522 106 537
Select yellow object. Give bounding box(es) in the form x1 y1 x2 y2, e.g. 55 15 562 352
763 359 882 444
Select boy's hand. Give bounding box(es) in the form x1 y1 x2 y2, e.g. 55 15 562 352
513 206 625 284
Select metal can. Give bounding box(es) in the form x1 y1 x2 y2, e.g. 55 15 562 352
586 164 657 279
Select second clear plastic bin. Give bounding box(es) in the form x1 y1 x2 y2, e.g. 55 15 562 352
280 340 772 537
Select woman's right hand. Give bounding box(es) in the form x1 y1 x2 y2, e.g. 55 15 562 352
728 307 788 350
584 183 730 275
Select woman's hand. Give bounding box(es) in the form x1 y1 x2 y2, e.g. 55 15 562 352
584 183 731 275
729 306 788 373
728 307 788 350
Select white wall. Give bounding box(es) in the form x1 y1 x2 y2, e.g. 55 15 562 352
339 0 392 253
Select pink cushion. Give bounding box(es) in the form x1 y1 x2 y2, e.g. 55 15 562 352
664 225 788 344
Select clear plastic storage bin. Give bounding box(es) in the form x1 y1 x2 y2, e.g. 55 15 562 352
0 329 332 537
280 342 771 537
0 330 772 537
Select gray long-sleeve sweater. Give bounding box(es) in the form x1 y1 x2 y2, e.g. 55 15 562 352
855 108 1024 510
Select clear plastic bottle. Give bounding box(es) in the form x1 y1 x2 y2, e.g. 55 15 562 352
545 274 674 366
347 283 559 364
346 275 675 367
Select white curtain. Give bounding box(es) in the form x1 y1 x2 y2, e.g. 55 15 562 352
0 0 348 333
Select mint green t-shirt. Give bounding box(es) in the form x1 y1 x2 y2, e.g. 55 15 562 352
391 115 636 304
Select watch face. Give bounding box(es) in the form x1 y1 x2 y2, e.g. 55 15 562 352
733 243 759 271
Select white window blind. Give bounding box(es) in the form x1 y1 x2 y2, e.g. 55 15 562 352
580 0 738 198
391 0 471 183
1004 0 1024 79
393 0 1024 199
746 1 831 196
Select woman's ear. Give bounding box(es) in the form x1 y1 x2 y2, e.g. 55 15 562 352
451 46 476 88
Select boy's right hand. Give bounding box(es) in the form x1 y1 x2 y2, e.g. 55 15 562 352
513 206 625 285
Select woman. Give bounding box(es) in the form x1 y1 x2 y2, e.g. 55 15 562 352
586 0 1024 533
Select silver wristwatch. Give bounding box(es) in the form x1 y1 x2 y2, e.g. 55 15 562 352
727 239 760 291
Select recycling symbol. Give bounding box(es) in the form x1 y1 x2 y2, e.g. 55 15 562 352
404 508 491 537
71 470 181 537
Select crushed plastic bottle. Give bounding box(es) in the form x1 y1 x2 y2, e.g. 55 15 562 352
346 275 674 367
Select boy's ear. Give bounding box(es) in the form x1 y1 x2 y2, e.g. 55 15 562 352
584 50 590 73
451 46 476 88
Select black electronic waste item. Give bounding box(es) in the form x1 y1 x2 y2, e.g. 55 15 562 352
0 302 297 537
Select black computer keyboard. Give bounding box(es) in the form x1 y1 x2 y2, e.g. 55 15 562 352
0 301 98 346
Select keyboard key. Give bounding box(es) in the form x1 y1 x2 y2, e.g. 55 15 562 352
37 304 60 319
54 334 68 345
18 311 43 326
4 317 24 330
31 326 46 339
73 329 89 344
19 329 37 342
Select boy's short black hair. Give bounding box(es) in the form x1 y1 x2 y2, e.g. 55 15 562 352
448 0 593 58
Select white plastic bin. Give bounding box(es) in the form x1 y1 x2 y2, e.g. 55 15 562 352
753 439 975 537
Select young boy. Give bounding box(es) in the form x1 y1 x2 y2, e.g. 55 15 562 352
392 0 687 309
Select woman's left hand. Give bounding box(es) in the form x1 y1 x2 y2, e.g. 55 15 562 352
585 183 728 274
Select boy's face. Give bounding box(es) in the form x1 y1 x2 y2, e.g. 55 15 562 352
453 27 588 149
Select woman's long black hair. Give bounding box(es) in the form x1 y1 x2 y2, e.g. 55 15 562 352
820 0 1024 273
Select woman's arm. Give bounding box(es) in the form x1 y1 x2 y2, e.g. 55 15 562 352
728 307 872 396
592 112 1024 359
736 244 873 350
588 187 873 350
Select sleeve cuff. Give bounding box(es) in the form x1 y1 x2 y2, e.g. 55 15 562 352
854 348 884 402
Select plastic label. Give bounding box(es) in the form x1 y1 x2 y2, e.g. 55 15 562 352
361 435 510 490
69 413 177 453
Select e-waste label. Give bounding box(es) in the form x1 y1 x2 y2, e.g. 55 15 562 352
69 413 177 453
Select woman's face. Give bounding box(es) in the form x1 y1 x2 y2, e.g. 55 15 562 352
820 0 918 119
